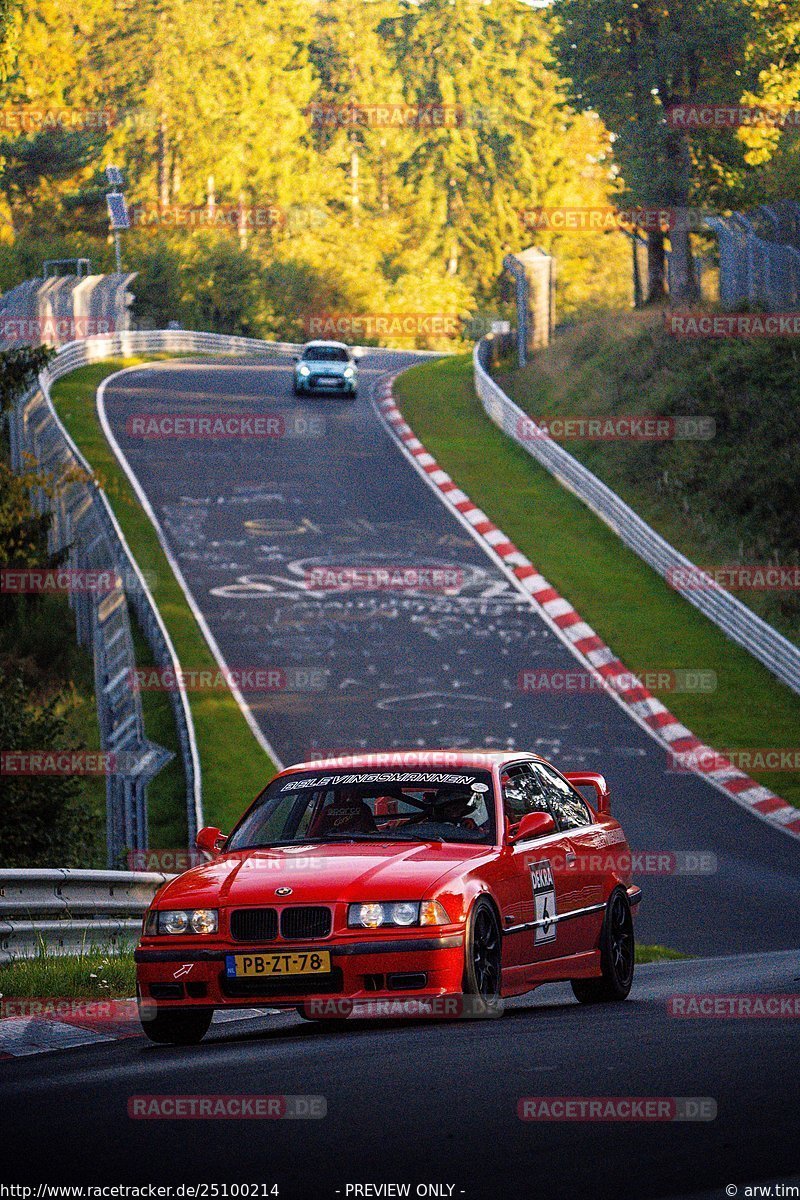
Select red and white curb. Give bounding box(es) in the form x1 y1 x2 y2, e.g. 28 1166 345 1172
373 377 800 842
0 1006 278 1059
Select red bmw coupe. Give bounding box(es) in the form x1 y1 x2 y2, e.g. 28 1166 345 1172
135 750 641 1043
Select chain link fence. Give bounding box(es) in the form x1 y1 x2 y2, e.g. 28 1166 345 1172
705 200 800 310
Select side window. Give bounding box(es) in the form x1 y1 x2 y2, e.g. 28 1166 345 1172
533 764 593 831
501 764 552 822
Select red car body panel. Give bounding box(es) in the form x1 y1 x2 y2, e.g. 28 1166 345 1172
135 751 640 1011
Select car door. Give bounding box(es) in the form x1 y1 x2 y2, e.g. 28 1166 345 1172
494 762 575 967
530 762 608 951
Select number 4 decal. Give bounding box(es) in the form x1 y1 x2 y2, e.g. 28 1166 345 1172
529 859 557 944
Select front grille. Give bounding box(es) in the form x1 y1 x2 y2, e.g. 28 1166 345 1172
220 967 343 999
280 906 332 940
230 908 278 942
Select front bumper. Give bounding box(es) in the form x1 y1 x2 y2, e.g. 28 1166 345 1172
296 373 356 394
135 933 464 1008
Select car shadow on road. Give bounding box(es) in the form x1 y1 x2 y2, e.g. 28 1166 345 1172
136 994 654 1056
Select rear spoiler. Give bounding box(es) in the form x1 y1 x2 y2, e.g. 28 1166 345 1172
564 771 610 815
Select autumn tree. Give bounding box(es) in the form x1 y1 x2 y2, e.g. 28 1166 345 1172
550 0 757 303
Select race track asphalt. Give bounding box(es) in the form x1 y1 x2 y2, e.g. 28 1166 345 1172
1 951 798 1198
94 352 800 957
6 351 797 1200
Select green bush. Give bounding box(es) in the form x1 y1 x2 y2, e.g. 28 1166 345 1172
0 670 104 867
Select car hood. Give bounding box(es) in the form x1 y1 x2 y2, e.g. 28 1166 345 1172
299 359 351 374
155 841 491 907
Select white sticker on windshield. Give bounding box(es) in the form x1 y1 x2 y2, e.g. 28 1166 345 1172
471 782 489 793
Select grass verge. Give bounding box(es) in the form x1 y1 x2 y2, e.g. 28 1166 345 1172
0 943 136 999
497 310 800 642
51 358 276 836
393 355 800 808
635 944 691 964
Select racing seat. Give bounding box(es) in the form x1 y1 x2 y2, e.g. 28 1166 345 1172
311 800 377 836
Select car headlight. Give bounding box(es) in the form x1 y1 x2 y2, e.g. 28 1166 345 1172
298 364 310 376
149 908 219 935
190 908 218 935
343 366 355 378
348 901 449 929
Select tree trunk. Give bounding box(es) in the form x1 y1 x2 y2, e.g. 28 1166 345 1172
646 228 668 304
632 233 643 309
350 147 360 226
664 128 700 304
157 113 169 210
379 137 389 213
668 213 701 305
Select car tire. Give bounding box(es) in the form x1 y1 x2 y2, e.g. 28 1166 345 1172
571 888 635 1004
463 897 502 1004
138 1004 213 1044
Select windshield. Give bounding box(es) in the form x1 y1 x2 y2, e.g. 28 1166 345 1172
303 345 350 362
227 770 496 848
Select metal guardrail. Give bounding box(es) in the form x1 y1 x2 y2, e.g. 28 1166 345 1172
0 868 172 962
473 338 800 696
7 328 302 868
706 200 800 310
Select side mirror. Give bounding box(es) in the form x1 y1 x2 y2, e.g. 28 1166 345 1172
564 772 610 815
508 810 556 844
292 354 299 362
196 826 226 856
352 346 366 359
